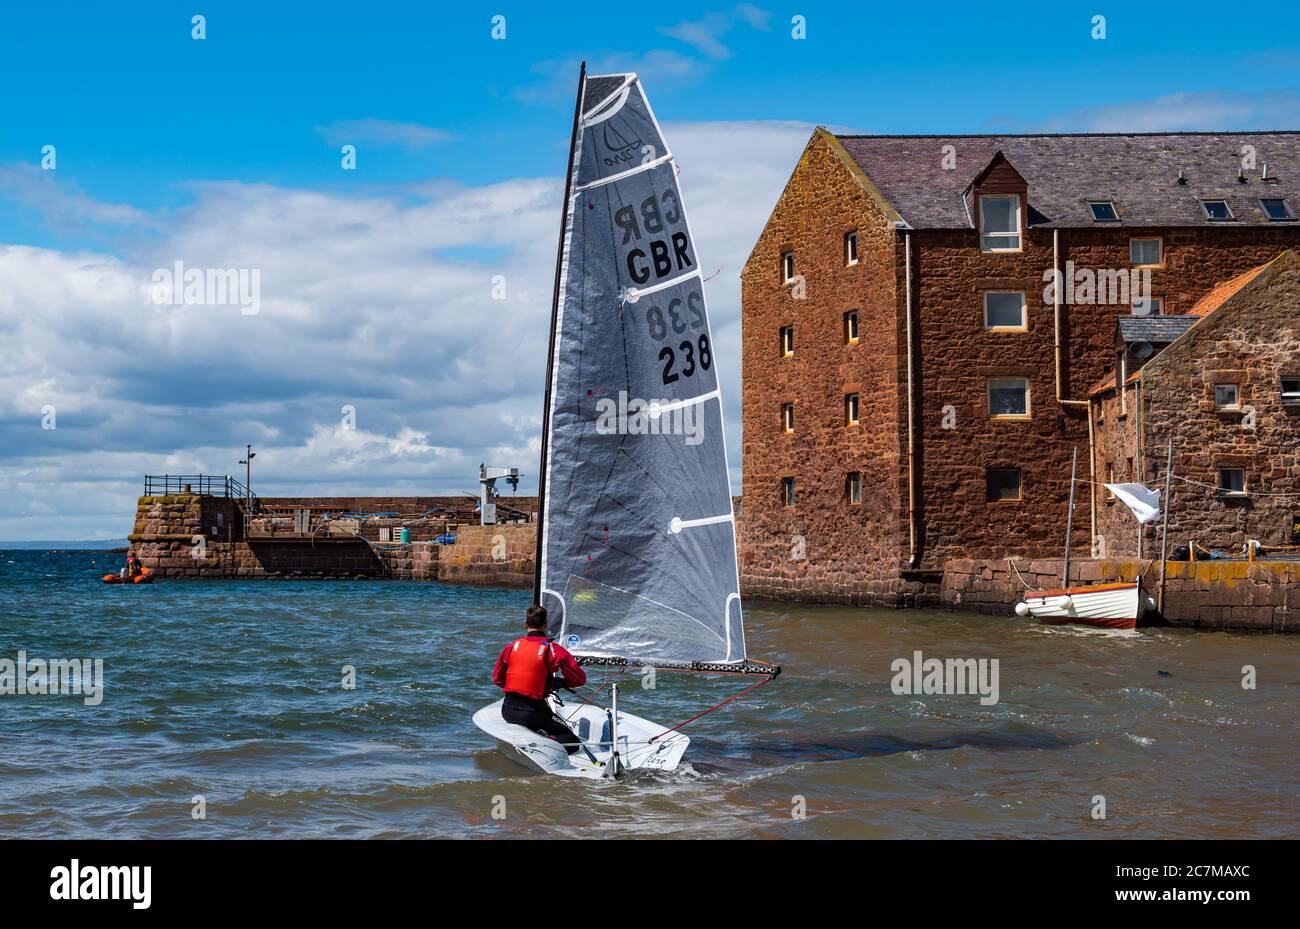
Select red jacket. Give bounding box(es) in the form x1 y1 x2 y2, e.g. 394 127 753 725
493 632 586 698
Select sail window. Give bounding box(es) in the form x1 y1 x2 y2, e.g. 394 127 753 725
1130 237 1163 266
1260 198 1295 221
984 291 1026 331
844 393 859 426
781 403 794 433
782 477 796 507
844 311 859 344
847 472 861 504
1214 384 1240 410
1282 377 1300 404
781 252 795 283
1089 201 1119 222
845 230 859 266
1201 199 1233 221
979 194 1021 252
1218 468 1246 496
780 326 794 356
986 468 1022 502
988 378 1030 419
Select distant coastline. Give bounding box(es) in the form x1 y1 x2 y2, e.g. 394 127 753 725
0 539 129 551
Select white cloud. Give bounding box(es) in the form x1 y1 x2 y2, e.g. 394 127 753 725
0 119 813 539
660 4 773 60
315 118 453 150
1038 90 1300 132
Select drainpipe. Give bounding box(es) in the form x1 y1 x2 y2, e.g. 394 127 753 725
1052 229 1095 557
905 232 918 567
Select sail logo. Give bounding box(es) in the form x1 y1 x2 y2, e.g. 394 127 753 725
890 650 999 706
594 391 703 445
49 860 151 909
601 122 643 168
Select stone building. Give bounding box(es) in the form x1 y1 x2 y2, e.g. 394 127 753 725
1091 251 1300 557
740 128 1300 605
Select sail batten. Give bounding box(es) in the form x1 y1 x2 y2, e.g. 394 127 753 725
537 71 746 666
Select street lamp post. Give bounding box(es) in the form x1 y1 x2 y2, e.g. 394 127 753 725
238 444 256 513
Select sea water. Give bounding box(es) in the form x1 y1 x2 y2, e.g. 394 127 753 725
1 549 1297 839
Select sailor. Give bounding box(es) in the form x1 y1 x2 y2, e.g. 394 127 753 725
492 605 586 753
125 552 142 578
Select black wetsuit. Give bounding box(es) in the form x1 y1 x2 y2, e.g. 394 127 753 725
501 691 581 753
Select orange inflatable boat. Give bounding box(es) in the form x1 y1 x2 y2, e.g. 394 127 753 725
102 567 154 585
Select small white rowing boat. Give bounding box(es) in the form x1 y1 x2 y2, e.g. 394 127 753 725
1015 580 1152 630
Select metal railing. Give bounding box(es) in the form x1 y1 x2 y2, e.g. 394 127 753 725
144 474 260 509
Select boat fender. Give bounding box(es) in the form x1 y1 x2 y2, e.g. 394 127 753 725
1013 602 1029 617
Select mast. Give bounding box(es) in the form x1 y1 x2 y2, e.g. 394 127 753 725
533 61 586 603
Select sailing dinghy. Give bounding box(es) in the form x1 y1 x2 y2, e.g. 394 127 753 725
473 65 779 779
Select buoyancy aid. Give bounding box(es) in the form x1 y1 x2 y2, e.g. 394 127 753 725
503 636 554 699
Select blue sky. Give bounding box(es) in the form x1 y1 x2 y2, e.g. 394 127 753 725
2 1 1298 538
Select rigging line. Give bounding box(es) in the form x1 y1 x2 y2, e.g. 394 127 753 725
648 673 778 743
563 666 626 721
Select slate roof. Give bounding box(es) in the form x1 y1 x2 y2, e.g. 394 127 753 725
1117 315 1198 343
833 132 1300 229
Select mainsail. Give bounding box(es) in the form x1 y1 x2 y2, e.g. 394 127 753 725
536 71 745 667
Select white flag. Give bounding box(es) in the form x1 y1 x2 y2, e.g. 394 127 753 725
1105 482 1162 524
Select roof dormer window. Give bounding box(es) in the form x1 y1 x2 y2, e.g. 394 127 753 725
1088 201 1119 222
1201 199 1233 221
1260 198 1295 221
979 194 1021 252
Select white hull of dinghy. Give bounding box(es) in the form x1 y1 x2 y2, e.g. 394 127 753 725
472 696 689 780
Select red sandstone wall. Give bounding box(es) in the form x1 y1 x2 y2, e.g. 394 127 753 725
739 130 906 604
1138 254 1300 551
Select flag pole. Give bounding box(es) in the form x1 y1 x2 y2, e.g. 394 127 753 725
1158 438 1174 614
1063 447 1078 586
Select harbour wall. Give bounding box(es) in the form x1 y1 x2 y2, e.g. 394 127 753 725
942 557 1300 632
126 494 1298 630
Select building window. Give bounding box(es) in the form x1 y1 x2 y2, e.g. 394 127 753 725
844 311 859 344
781 252 795 282
846 471 861 504
1106 465 1115 499
781 403 794 433
1260 198 1295 221
979 194 1021 252
782 477 796 507
844 393 859 426
1132 295 1164 316
1130 237 1162 266
1282 377 1300 405
986 468 1022 502
845 230 859 265
1201 199 1233 221
780 326 794 356
988 378 1030 419
1218 468 1246 496
1214 384 1240 410
1089 201 1119 222
984 291 1027 331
